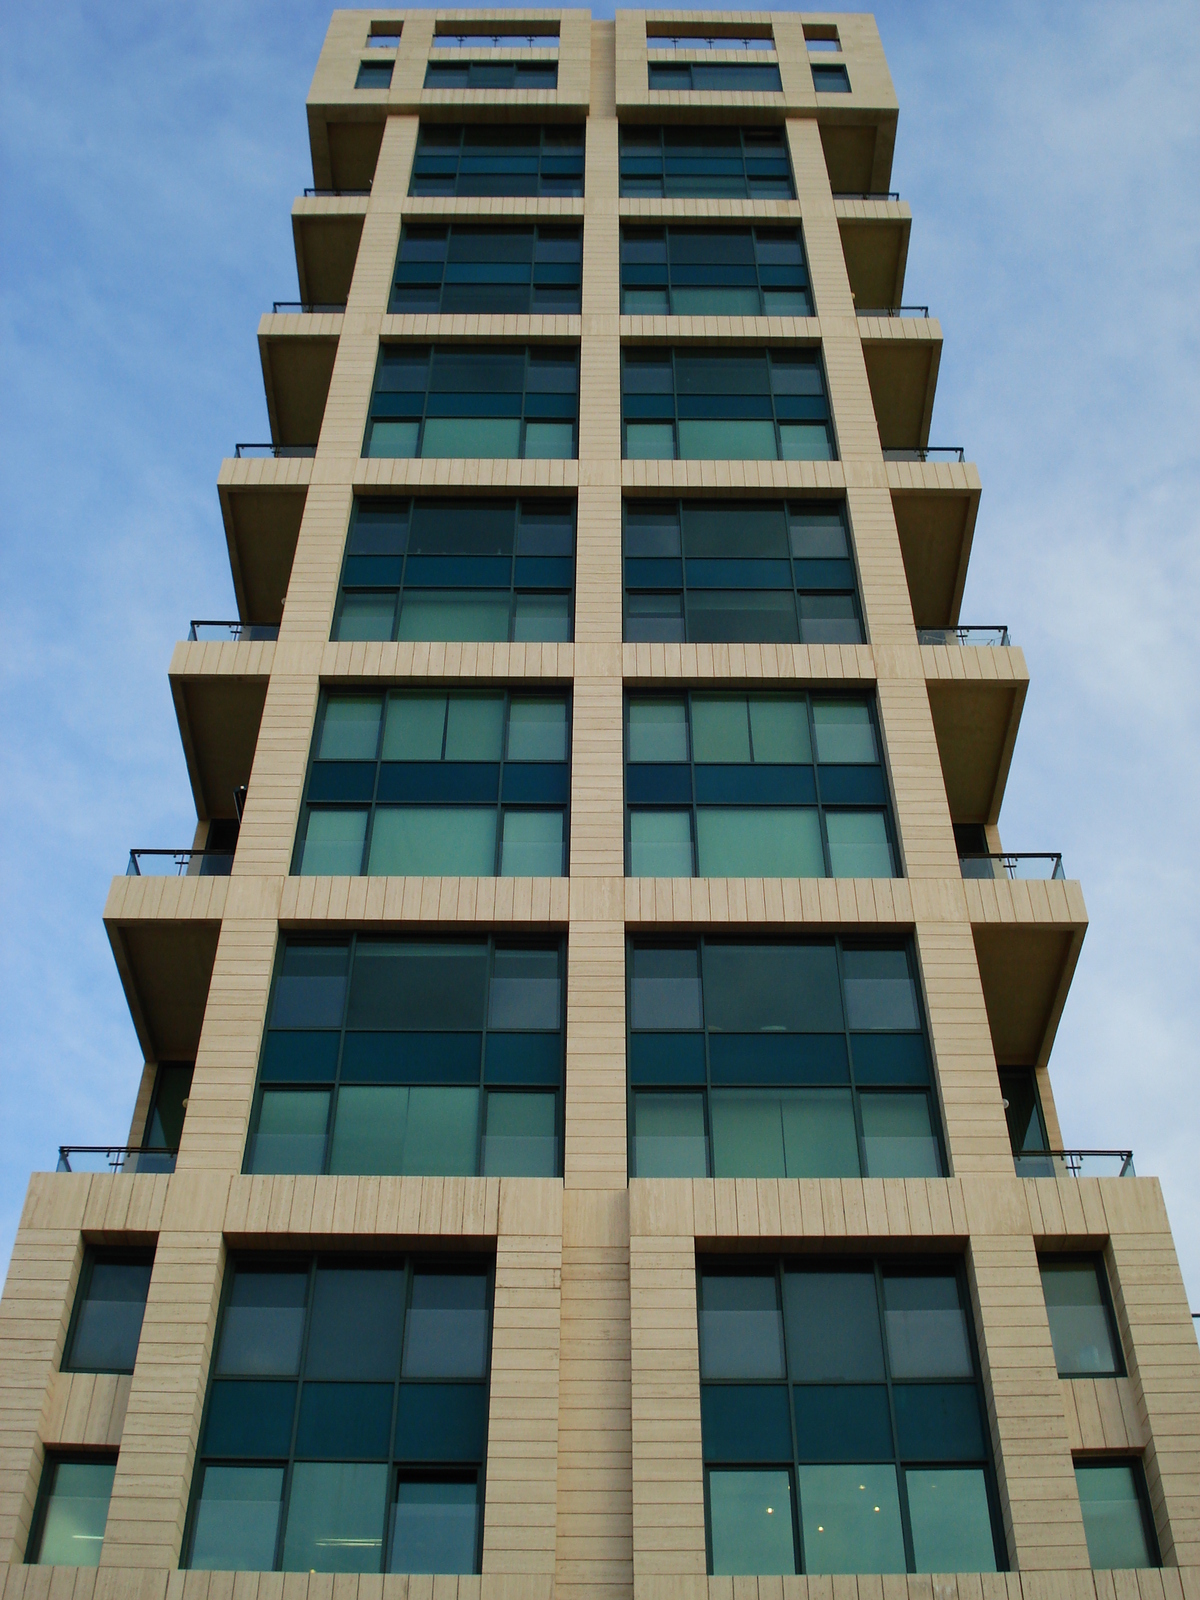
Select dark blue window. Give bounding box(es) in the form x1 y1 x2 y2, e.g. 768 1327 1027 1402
621 225 812 317
62 1250 154 1374
356 61 393 90
410 124 584 197
648 62 782 91
425 60 557 89
619 125 794 199
186 1256 493 1573
391 224 582 315
811 64 851 93
333 497 575 645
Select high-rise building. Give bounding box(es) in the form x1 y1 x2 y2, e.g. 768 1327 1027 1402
3 9 1198 1593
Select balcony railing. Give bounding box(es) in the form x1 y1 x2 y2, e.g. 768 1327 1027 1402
272 300 347 314
834 190 900 202
857 305 930 318
57 1145 177 1175
234 443 316 459
1014 1150 1135 1179
303 186 371 197
960 852 1065 881
127 849 234 877
436 31 560 48
883 446 965 463
188 621 280 643
918 626 1010 648
648 35 774 50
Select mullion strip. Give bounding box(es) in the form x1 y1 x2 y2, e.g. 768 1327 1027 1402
273 1258 319 1570
806 694 834 877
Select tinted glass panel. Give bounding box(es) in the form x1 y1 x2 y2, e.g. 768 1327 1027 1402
31 1460 115 1567
1040 1260 1122 1376
65 1255 153 1373
1076 1463 1155 1569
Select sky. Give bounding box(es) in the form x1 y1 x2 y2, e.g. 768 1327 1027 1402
1 2 1198 1293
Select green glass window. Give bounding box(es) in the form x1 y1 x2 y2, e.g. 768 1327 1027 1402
135 1061 192 1169
295 689 570 878
1039 1258 1124 1377
621 225 812 317
410 124 584 198
628 938 941 1180
333 497 574 644
186 1257 492 1574
622 348 833 460
1075 1462 1158 1569
623 499 861 644
812 64 852 93
27 1458 116 1566
698 1259 1002 1574
356 61 393 90
425 60 557 89
365 346 579 460
1000 1067 1055 1176
619 125 794 200
391 225 582 315
624 692 895 880
62 1250 154 1374
247 935 564 1177
648 61 782 91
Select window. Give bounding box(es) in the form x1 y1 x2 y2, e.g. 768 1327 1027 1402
621 226 812 317
648 63 782 92
186 1256 491 1573
698 1260 1001 1574
425 60 557 89
622 348 834 461
409 124 584 197
624 692 896 880
803 25 840 50
62 1250 154 1373
391 224 582 315
295 689 570 878
134 1061 192 1170
333 498 574 644
26 1457 116 1566
623 499 862 645
356 61 394 90
364 345 579 460
367 25 401 49
247 936 563 1178
999 1067 1054 1175
1075 1462 1159 1569
811 64 851 93
619 125 794 200
628 939 942 1179
1039 1258 1124 1377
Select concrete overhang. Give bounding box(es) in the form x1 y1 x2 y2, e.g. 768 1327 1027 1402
258 313 341 452
887 459 981 629
292 197 367 306
819 111 897 199
835 198 911 311
924 644 1027 826
217 458 310 627
967 876 1087 1069
169 641 272 822
859 317 941 453
104 875 226 1062
307 105 385 193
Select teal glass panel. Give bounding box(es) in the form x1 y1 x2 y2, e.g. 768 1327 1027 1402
708 1470 796 1575
513 592 571 641
797 1464 905 1574
482 1092 557 1176
445 695 505 760
367 808 498 875
403 1272 490 1378
678 419 776 459
217 1270 307 1376
1040 1261 1121 1376
671 287 760 316
906 1468 997 1572
508 698 568 761
812 700 877 763
367 420 420 457
630 945 702 1029
301 810 368 875
382 695 446 760
329 1086 408 1174
630 811 693 876
626 422 676 459
524 421 574 458
632 1093 708 1176
488 948 561 1029
1075 1463 1154 1569
398 592 510 642
281 1462 389 1572
826 811 894 877
66 1261 151 1373
793 1384 893 1461
402 1087 480 1175
779 423 832 460
704 942 842 1033
203 1381 296 1457
389 1479 479 1573
710 1091 785 1178
348 941 487 1031
34 1460 115 1566
319 697 384 760
336 594 397 641
699 1274 784 1380
628 698 688 762
624 288 670 314
749 697 811 763
422 417 521 457
883 1276 973 1379
860 1093 940 1177
500 810 563 875
691 697 751 763
695 807 824 877
249 1090 329 1173
790 507 849 558
783 1270 885 1381
762 289 812 315
843 949 919 1030
190 1465 284 1571
780 1089 860 1177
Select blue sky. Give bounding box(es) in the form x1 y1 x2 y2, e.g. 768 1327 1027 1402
1 3 1198 1293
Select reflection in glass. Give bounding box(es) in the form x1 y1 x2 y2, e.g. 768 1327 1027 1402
708 1470 796 1575
906 1468 997 1572
797 1464 905 1574
190 1466 284 1571
33 1460 115 1567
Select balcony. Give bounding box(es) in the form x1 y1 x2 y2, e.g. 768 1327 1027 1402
218 458 309 629
1014 1149 1135 1180
105 876 223 1061
234 442 316 459
859 304 928 318
169 642 271 821
960 851 1065 882
272 300 346 314
819 114 897 201
838 195 910 313
918 626 1009 647
307 103 385 192
924 644 1027 826
888 456 979 630
884 445 964 463
860 315 941 453
968 876 1086 1069
292 194 367 306
189 620 280 643
126 848 234 878
57 1144 176 1175
258 310 340 455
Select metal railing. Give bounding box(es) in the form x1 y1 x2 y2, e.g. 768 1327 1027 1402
834 190 900 201
918 626 1010 648
960 852 1065 881
57 1146 177 1175
883 446 965 463
857 304 930 318
271 300 346 315
234 443 316 459
303 186 371 197
366 34 401 49
648 35 775 51
188 621 280 643
435 31 559 48
127 849 234 877
1014 1150 1135 1179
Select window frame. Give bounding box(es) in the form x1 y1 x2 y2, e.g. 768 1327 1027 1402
390 223 583 317
409 123 586 198
696 1253 1007 1576
355 60 395 90
424 60 558 90
625 935 945 1181
647 61 783 92
1038 1253 1127 1379
244 933 568 1179
618 124 796 200
182 1252 495 1574
620 223 813 318
61 1247 155 1376
25 1452 118 1566
1073 1455 1161 1569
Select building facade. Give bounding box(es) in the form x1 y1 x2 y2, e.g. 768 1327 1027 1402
3 9 1199 1598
